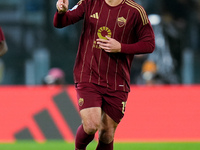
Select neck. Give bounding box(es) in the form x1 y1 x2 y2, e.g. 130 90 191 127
105 0 123 6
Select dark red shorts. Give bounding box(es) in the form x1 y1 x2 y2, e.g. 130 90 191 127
75 82 128 124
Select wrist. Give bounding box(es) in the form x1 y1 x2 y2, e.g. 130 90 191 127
57 10 66 14
118 43 121 52
56 9 67 14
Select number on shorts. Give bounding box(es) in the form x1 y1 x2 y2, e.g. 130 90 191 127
122 102 127 114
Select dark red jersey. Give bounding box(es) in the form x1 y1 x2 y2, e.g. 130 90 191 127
54 0 155 92
0 27 5 42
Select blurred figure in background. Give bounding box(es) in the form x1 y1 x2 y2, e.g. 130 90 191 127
43 68 65 85
134 0 200 85
161 0 197 81
135 60 171 85
141 61 158 85
131 0 178 85
0 27 8 57
148 13 178 84
132 13 178 85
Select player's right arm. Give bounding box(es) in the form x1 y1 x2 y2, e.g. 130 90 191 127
54 0 86 28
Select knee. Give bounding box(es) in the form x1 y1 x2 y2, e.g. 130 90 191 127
83 120 100 135
98 129 114 144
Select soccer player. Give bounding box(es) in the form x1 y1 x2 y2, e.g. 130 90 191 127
0 27 8 57
54 0 155 149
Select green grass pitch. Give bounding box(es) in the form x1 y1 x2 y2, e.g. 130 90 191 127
0 141 200 150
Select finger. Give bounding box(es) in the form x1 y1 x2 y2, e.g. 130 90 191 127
105 36 112 40
62 0 68 9
58 1 63 8
104 49 111 53
96 39 109 43
59 0 63 5
99 44 107 49
56 1 61 9
62 3 68 8
99 44 110 50
97 41 109 47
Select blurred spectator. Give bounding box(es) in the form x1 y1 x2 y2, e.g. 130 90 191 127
135 60 171 85
141 60 165 85
42 68 65 85
132 1 180 85
130 54 147 84
134 14 178 85
161 0 198 80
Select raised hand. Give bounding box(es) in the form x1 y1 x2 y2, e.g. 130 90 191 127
56 0 69 14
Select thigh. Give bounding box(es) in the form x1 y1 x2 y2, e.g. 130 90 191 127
100 111 118 130
80 107 102 134
80 107 102 126
76 83 103 133
75 83 102 110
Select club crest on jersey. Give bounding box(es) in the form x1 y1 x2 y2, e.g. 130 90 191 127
79 98 84 107
117 17 127 27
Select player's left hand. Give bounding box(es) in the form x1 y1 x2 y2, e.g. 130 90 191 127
97 36 121 53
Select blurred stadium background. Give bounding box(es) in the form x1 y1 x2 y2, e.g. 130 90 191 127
0 0 200 149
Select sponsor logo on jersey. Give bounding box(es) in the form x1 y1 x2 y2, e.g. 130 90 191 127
117 17 127 27
97 26 112 40
93 26 112 49
93 41 101 49
90 12 99 19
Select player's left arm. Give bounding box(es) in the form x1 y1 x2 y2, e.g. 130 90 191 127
120 22 155 54
120 9 155 54
97 15 155 54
